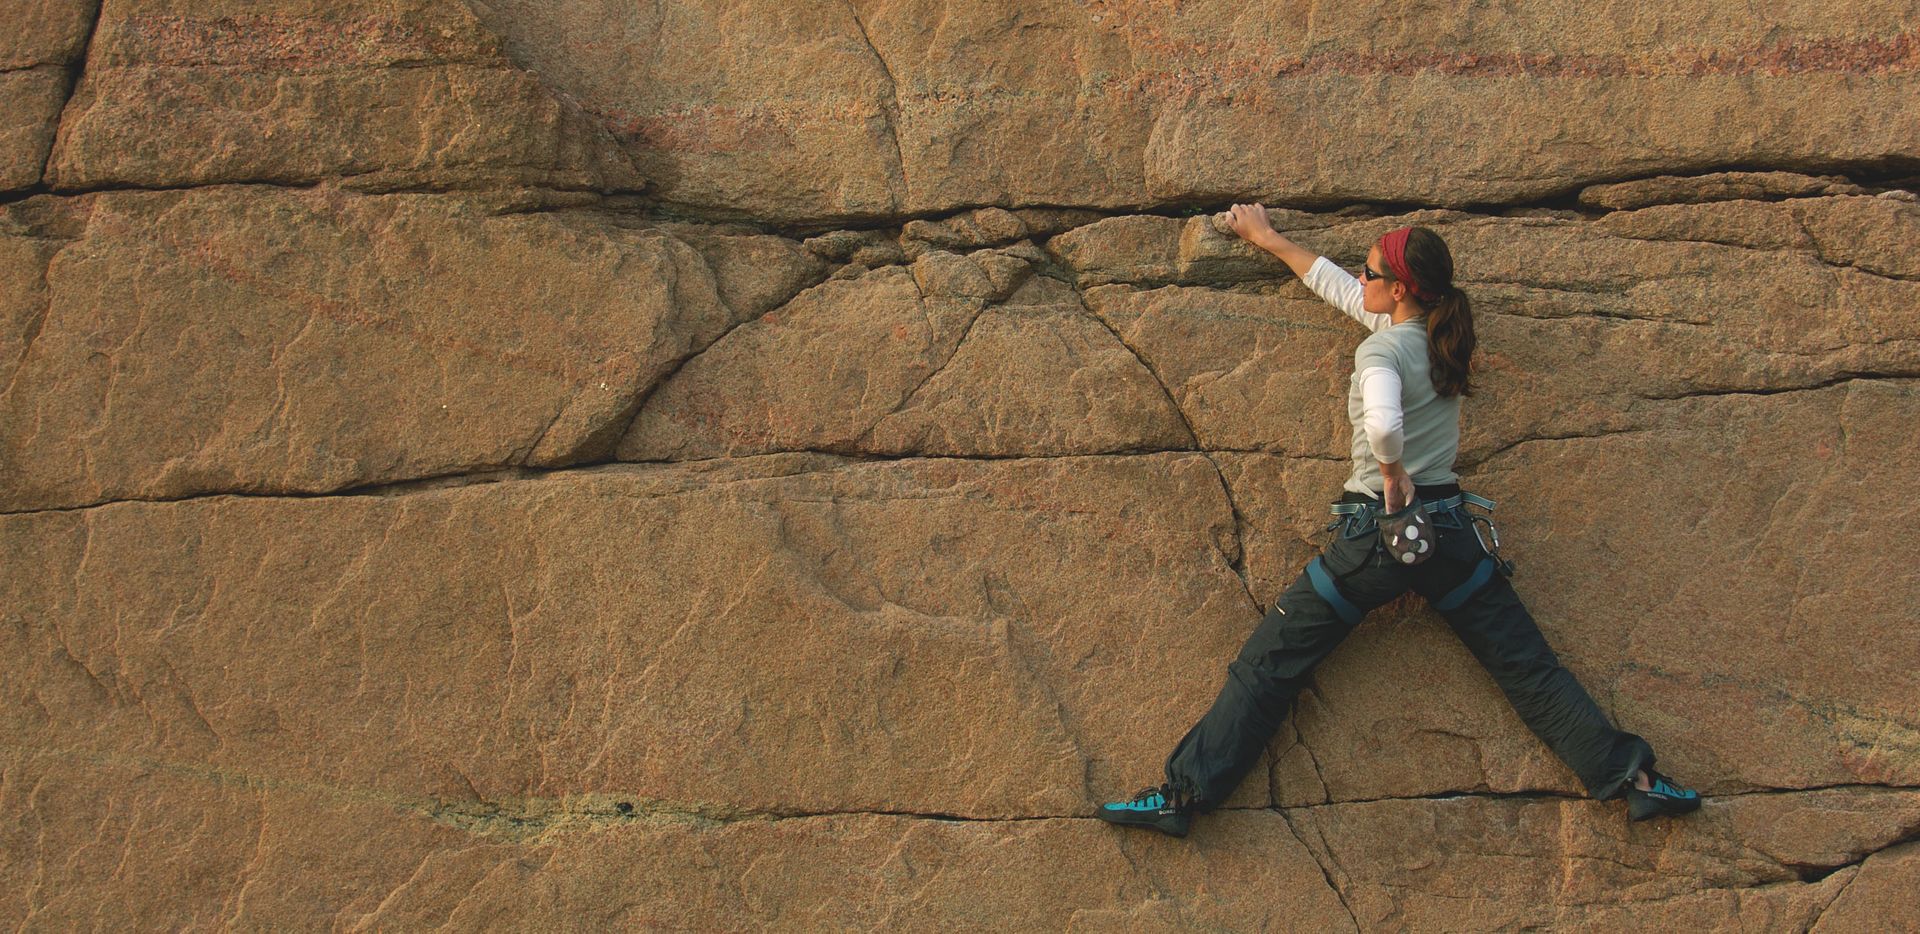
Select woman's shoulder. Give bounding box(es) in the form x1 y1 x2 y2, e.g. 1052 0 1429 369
1355 321 1429 362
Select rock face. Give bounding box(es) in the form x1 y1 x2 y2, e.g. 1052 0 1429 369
0 187 821 510
466 0 1920 222
47 0 641 191
3 0 1918 929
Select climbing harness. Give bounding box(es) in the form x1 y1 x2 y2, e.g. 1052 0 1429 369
1308 492 1517 620
1325 492 1496 541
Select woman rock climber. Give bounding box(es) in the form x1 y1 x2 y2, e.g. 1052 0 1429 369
1094 206 1701 838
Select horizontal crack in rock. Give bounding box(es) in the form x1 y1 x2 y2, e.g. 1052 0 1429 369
0 450 1348 516
1643 372 1920 401
9 351 1905 519
15 743 1918 852
8 164 1911 229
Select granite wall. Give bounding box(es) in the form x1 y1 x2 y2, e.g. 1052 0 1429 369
3 1 1917 929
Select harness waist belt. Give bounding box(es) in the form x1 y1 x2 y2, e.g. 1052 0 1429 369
1329 492 1495 517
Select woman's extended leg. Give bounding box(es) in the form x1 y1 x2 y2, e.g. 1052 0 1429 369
1167 535 1419 810
1423 570 1658 799
1097 534 1411 837
1159 571 1370 810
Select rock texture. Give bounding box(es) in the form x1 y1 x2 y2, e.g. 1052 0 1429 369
468 0 1920 222
0 187 822 510
0 0 96 192
46 0 641 192
3 0 1918 929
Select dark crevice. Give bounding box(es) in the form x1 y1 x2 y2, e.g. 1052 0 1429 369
645 198 1149 240
602 259 836 461
2 148 1915 232
3 169 1910 240
1713 782 1920 799
1 235 59 401
0 464 578 517
1484 308 1714 329
438 801 1311 838
432 801 1090 839
851 295 991 451
1071 279 1260 603
10 362 1905 514
1657 162 1910 205
1299 787 1590 808
0 449 1347 517
37 0 105 188
1462 427 1660 470
6 178 344 202
542 237 835 467
1278 809 1362 933
515 401 574 467
1809 865 1864 931
1525 160 1920 216
0 184 56 208
1076 295 1202 450
648 162 1917 234
1643 371 1920 401
1290 694 1336 805
25 740 1920 851
1794 830 1920 884
1200 452 1258 610
1799 863 1855 885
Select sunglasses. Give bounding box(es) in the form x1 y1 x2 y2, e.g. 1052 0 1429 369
1360 263 1389 282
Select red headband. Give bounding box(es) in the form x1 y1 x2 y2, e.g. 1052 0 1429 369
1377 227 1442 304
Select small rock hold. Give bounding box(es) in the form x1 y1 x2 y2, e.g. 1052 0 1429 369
1045 215 1183 286
1177 214 1291 284
804 229 898 263
911 250 1030 301
901 207 1028 257
1013 208 1104 239
996 239 1046 265
1576 171 1866 211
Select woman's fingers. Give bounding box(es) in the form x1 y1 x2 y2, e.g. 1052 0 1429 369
1382 473 1412 512
1225 202 1271 240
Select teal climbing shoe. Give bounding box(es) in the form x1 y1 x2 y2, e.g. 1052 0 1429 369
1095 784 1192 838
1626 769 1701 821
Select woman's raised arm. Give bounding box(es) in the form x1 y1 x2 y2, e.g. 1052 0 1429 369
1224 203 1388 332
1224 203 1317 279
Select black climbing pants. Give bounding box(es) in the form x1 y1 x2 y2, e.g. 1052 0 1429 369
1164 488 1654 810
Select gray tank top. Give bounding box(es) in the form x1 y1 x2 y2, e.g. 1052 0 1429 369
1343 320 1461 496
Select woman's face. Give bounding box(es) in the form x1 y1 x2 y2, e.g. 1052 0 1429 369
1360 246 1398 315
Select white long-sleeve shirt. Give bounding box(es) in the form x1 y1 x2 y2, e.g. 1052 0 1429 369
1301 257 1462 496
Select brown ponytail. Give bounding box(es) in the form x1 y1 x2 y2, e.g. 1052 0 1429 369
1401 227 1474 398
